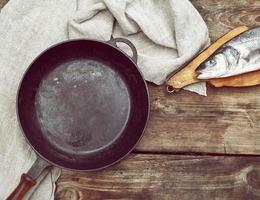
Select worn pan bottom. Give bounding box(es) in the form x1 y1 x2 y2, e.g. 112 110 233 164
35 59 131 155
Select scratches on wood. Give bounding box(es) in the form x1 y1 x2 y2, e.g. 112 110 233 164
136 85 260 154
192 0 260 40
56 154 260 200
55 187 82 200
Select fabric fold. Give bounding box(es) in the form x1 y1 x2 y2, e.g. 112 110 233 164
0 0 75 199
68 0 210 95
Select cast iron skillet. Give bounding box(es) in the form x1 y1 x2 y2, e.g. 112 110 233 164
7 38 149 200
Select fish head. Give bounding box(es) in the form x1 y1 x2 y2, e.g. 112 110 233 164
197 46 240 79
197 53 228 79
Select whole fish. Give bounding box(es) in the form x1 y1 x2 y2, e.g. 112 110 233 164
196 26 260 79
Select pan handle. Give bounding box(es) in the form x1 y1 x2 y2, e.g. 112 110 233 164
6 174 36 200
6 157 50 200
108 37 138 64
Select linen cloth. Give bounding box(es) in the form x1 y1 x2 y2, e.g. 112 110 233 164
0 0 209 199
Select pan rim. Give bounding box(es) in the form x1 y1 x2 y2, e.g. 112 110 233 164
16 38 150 171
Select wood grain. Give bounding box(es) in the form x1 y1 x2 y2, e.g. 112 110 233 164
191 0 260 40
136 84 260 155
56 154 260 200
134 0 260 155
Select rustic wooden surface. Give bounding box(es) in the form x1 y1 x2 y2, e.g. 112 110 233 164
1 0 260 199
135 0 260 155
56 154 260 200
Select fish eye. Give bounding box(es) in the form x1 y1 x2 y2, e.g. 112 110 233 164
206 59 216 66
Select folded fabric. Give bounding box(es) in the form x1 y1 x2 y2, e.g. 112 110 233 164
0 0 209 199
0 1 73 199
69 0 210 95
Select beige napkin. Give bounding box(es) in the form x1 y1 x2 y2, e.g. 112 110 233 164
69 0 210 95
0 0 209 199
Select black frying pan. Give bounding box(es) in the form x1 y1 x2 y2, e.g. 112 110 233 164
7 38 149 200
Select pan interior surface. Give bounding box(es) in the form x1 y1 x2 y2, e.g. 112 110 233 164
35 59 131 154
17 40 149 170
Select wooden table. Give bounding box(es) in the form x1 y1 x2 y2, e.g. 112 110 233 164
2 0 260 199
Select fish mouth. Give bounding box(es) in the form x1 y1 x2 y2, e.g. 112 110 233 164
196 60 214 76
196 63 207 73
196 56 217 74
196 72 211 80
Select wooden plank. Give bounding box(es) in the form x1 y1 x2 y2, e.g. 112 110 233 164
134 0 260 155
136 85 260 154
56 154 260 200
191 0 260 41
